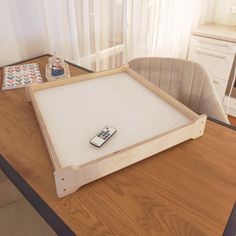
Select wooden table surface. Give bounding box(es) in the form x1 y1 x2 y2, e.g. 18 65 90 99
0 55 236 236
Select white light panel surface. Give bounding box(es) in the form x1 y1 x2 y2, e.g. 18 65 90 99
34 73 190 168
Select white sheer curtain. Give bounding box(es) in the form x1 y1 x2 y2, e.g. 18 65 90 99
42 0 215 71
42 0 125 71
126 0 215 60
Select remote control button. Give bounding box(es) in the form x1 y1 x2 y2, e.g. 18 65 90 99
90 126 116 147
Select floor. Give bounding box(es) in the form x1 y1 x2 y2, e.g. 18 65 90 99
228 115 236 126
0 170 56 236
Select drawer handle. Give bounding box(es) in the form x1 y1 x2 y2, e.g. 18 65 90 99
198 40 230 48
212 79 219 84
195 49 226 59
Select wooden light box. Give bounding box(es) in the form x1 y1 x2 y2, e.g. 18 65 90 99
26 65 206 198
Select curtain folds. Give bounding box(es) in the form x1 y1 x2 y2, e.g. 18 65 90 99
126 0 216 60
42 0 215 71
42 0 125 71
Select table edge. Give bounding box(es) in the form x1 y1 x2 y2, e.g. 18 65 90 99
208 117 236 131
0 154 75 236
223 202 236 236
0 53 93 73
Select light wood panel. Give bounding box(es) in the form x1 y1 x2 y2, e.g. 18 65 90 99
0 56 236 235
27 65 206 197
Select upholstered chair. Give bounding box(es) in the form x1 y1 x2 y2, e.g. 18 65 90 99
129 57 229 123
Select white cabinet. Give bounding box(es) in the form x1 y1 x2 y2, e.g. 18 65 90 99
211 77 228 102
190 35 236 54
188 35 236 103
223 96 236 117
188 47 235 79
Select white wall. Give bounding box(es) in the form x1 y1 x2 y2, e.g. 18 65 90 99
213 0 236 25
0 0 48 66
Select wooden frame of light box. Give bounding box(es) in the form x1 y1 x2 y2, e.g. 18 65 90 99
25 65 206 198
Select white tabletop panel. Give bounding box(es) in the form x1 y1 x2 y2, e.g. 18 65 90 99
34 73 190 168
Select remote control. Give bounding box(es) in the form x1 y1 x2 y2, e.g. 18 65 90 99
90 126 117 147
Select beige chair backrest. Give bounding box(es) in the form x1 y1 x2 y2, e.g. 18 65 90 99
129 57 229 123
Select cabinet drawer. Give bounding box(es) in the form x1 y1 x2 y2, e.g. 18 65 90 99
211 77 228 102
223 96 236 117
224 96 236 109
188 47 235 80
191 35 236 54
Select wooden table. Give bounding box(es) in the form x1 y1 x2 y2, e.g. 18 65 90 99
0 55 236 236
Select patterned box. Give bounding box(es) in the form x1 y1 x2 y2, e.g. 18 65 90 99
2 63 42 90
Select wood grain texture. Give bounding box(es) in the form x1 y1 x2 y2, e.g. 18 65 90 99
228 115 236 126
0 56 236 235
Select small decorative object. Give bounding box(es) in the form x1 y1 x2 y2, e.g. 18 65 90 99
46 55 70 81
49 56 65 76
2 63 42 90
